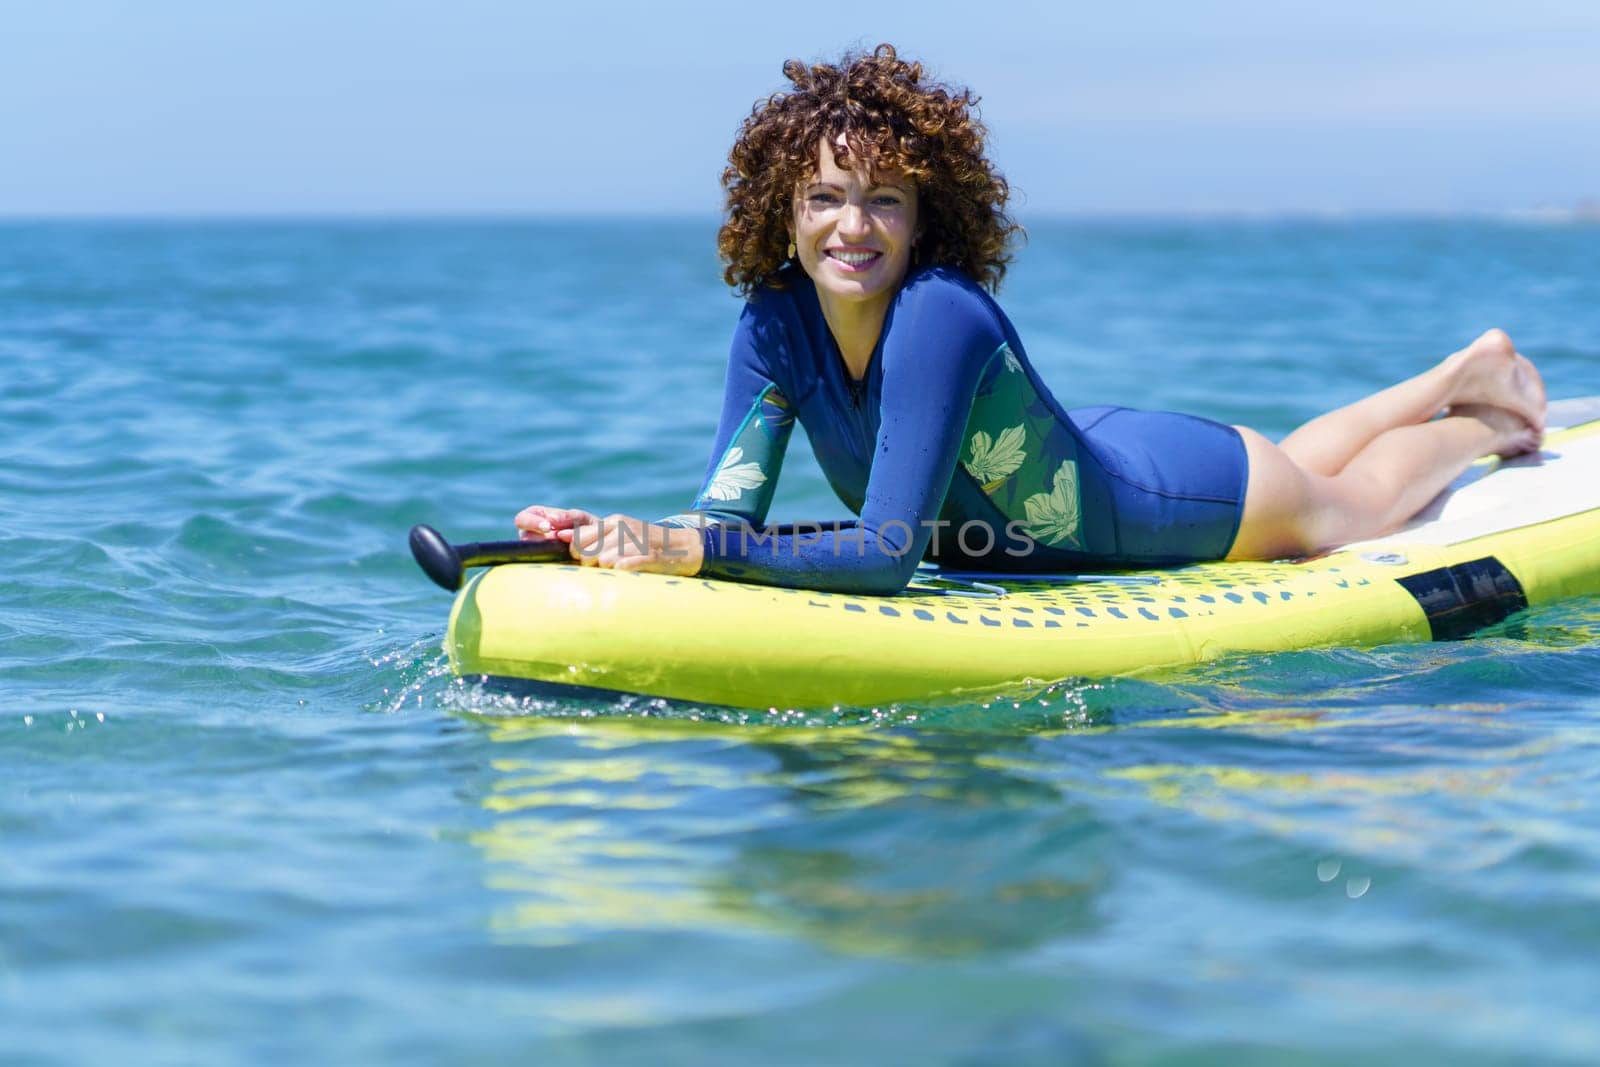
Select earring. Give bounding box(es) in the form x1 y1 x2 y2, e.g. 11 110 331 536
786 240 796 259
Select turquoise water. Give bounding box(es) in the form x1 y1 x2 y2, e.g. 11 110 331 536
4 219 1600 1065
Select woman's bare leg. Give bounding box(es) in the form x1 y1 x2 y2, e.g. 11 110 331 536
1277 329 1546 476
1228 405 1539 561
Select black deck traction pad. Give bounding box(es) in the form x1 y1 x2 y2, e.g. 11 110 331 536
1395 556 1529 640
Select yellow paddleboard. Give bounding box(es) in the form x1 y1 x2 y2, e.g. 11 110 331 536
446 399 1600 710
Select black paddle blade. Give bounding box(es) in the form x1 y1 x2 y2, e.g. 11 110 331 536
410 524 464 591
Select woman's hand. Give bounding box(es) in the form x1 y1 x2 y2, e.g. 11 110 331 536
514 505 596 545
514 507 703 576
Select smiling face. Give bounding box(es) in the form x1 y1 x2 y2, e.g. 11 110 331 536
790 138 919 320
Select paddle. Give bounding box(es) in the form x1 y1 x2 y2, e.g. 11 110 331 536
408 523 569 591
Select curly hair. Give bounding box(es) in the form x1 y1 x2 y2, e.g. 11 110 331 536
718 44 1021 296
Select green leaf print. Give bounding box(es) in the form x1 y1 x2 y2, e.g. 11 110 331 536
1022 459 1082 547
963 424 1027 485
705 446 767 502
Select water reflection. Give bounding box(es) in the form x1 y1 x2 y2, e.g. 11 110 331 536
445 597 1600 970
464 715 1106 957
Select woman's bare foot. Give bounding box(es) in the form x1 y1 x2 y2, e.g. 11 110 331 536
1450 402 1541 460
1442 329 1548 435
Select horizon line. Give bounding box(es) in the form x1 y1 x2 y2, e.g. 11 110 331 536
2 206 1597 224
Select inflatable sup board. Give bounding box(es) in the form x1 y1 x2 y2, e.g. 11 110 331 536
442 398 1600 710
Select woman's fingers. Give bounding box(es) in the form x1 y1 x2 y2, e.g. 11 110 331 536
568 513 609 563
514 505 582 530
514 505 554 535
580 514 642 567
515 505 596 540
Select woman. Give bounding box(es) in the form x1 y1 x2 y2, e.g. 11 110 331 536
516 45 1545 596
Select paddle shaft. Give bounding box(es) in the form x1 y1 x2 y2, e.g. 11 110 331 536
455 538 569 567
409 523 568 591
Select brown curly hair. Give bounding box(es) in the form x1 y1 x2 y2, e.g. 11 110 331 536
718 44 1021 296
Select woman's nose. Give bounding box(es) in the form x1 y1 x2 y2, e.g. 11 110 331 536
837 201 870 239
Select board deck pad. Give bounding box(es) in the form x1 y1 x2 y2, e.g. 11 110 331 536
1347 398 1600 550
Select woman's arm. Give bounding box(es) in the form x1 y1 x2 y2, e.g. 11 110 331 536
697 271 1004 594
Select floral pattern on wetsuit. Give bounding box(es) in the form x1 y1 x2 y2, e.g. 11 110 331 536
963 425 1026 486
958 343 1084 549
660 384 794 530
1022 459 1083 547
703 447 767 502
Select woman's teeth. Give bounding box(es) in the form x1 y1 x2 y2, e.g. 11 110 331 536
827 250 880 266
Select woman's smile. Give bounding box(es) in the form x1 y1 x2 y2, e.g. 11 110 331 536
824 246 884 271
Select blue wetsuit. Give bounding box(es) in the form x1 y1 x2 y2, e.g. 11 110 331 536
660 265 1247 595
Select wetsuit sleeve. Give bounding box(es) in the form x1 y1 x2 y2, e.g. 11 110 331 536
657 300 796 531
698 274 1003 594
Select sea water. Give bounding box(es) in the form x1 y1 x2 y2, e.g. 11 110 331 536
3 218 1600 1065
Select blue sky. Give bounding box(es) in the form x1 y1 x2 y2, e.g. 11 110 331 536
3 0 1597 217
